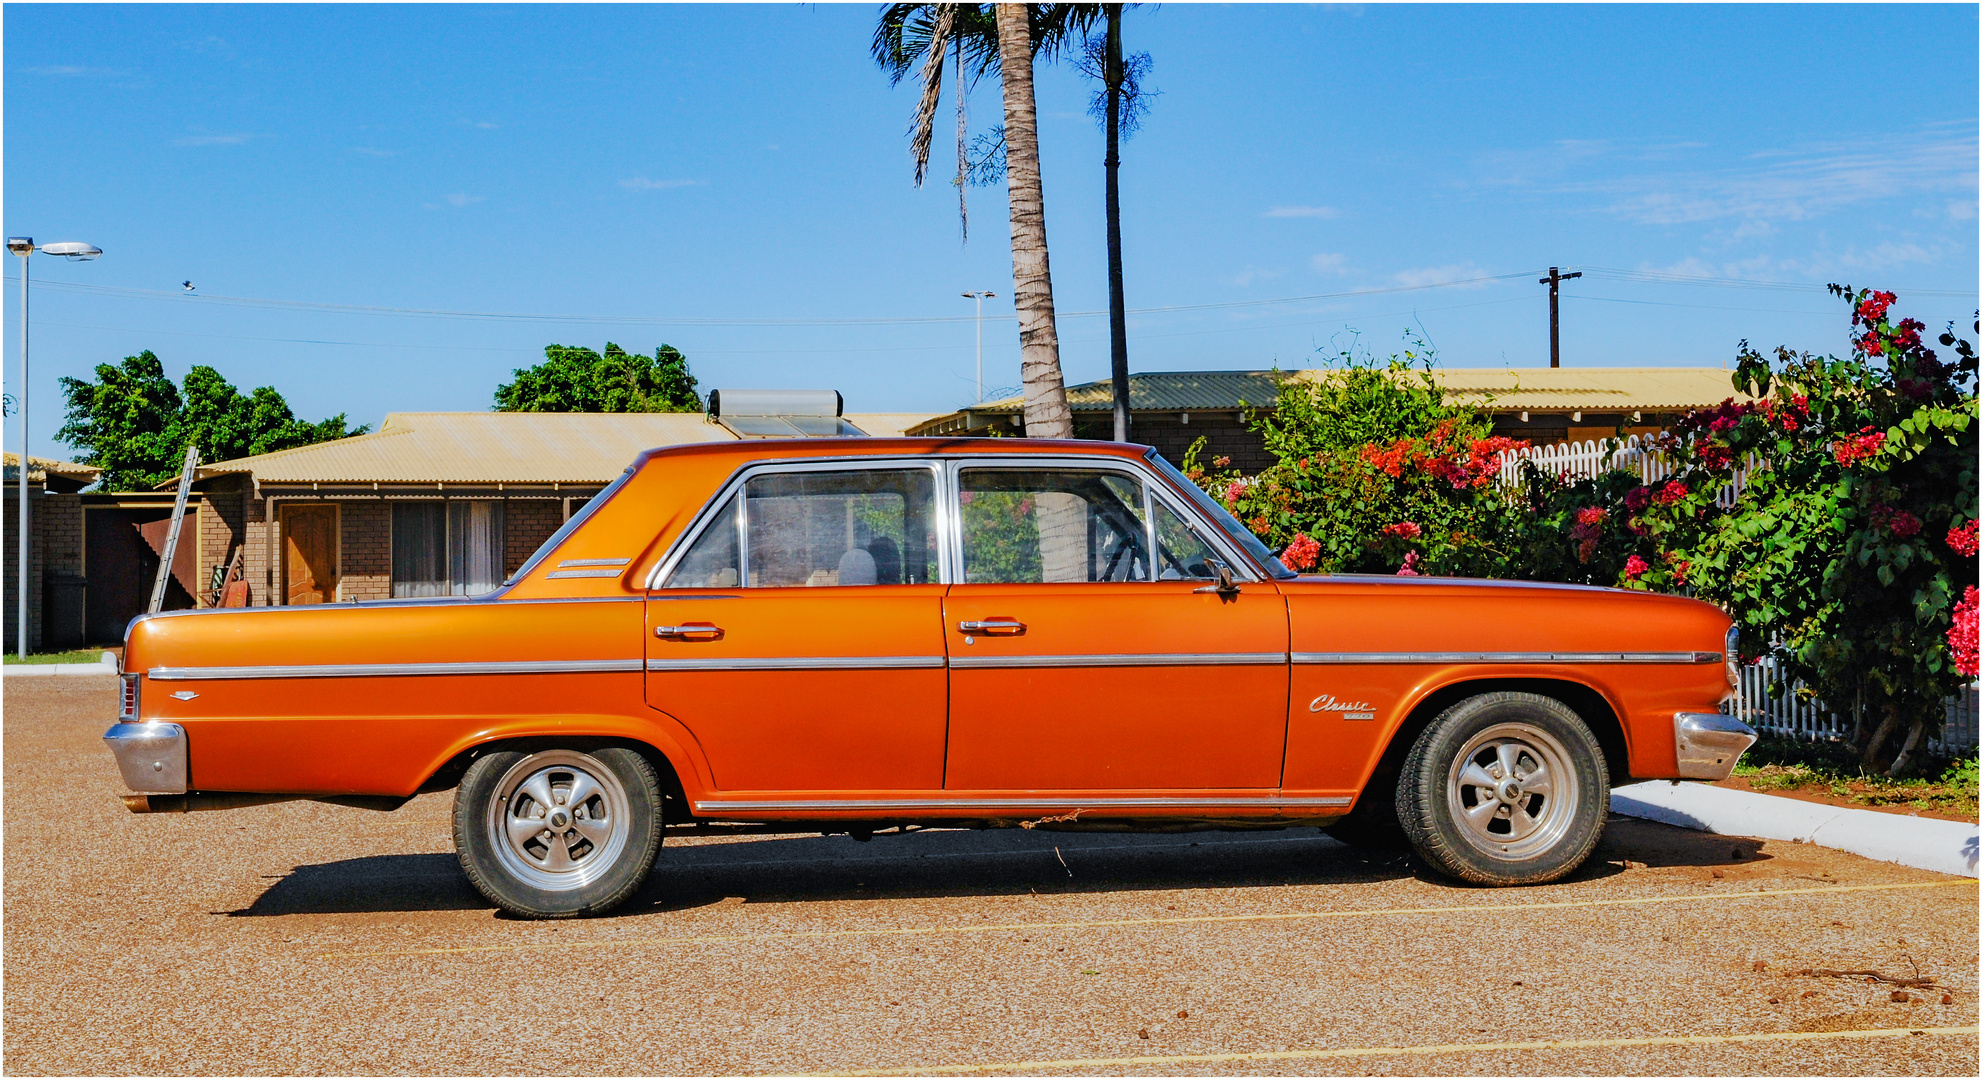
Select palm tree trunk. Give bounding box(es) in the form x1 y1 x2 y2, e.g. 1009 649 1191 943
996 1 1073 440
1104 3 1130 443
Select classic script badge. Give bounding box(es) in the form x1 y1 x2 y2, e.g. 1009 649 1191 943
1308 694 1376 720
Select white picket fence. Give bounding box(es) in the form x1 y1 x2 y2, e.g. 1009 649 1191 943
1735 659 1980 757
1495 434 1751 507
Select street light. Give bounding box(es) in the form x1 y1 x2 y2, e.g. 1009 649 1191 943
9 236 101 657
961 290 996 405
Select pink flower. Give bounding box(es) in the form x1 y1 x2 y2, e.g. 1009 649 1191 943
1281 533 1321 573
1396 550 1420 577
1224 481 1246 505
1870 505 1922 539
1624 486 1651 513
1952 586 1979 679
1623 554 1650 581
1948 520 1979 558
1380 521 1423 540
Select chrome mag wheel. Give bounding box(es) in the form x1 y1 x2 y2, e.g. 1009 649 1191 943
486 750 633 892
1444 722 1580 861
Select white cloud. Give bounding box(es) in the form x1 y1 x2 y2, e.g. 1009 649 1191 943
619 177 703 191
1310 252 1352 275
1264 205 1339 219
1947 200 1977 221
173 131 255 147
1390 263 1493 289
443 193 484 208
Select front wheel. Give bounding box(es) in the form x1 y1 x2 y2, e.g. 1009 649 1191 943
1396 692 1608 886
453 746 663 918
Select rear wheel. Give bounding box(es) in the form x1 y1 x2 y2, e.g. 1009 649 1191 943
453 746 662 918
1396 692 1607 886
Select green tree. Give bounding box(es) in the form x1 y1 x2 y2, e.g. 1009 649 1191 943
58 350 364 490
493 343 702 413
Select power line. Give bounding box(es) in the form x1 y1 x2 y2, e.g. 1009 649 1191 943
1580 266 1977 298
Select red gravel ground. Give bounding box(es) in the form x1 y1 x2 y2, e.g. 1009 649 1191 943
6 676 1976 1075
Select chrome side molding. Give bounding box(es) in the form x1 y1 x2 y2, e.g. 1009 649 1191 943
103 722 189 794
1673 711 1758 781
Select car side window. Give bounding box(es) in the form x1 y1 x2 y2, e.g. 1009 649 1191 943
1153 499 1222 580
667 468 939 588
667 493 743 587
957 468 1149 584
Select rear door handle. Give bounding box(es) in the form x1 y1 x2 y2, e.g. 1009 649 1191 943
958 618 1025 635
655 623 724 640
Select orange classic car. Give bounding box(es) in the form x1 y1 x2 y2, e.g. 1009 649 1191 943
105 438 1756 917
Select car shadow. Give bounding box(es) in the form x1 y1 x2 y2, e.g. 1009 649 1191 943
221 816 1764 918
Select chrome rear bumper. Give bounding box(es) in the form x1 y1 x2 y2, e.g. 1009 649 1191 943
1673 711 1757 781
103 722 188 793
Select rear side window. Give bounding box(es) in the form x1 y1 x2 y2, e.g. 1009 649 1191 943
663 469 938 588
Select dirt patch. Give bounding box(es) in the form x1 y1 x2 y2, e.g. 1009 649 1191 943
1713 774 1978 824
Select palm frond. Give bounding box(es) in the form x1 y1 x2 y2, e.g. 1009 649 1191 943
908 4 955 187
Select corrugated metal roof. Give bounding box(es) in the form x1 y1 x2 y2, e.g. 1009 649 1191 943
914 366 1750 433
1419 367 1752 411
1 453 100 485
968 370 1294 413
199 410 942 485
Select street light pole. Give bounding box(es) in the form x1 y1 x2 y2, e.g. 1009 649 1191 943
8 237 100 657
961 290 996 403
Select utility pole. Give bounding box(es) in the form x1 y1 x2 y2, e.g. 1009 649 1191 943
961 291 995 403
1538 266 1581 368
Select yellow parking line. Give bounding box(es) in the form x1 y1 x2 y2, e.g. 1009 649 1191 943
833 1025 1980 1076
319 877 1976 960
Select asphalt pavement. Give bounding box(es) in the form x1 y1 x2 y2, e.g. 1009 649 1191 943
6 675 1976 1075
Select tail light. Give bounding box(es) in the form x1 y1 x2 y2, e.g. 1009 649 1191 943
120 674 139 721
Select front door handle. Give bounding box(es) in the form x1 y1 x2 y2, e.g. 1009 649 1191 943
655 622 724 640
958 618 1025 635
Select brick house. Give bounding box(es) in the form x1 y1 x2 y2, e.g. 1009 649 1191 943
185 407 935 611
908 367 1753 469
2 453 100 652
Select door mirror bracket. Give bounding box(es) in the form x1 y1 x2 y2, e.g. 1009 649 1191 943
1194 559 1242 597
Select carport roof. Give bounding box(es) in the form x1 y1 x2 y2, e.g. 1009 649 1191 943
196 410 941 486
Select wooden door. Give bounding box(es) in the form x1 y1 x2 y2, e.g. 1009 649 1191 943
282 504 339 605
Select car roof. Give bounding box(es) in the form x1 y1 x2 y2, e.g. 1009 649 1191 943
632 437 1160 469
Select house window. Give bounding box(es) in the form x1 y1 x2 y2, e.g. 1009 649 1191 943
392 501 506 597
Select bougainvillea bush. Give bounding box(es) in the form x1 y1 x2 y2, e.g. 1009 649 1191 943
1180 293 1977 775
1619 288 1978 774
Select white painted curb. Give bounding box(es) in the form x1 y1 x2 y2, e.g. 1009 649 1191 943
1612 780 1980 879
3 652 118 677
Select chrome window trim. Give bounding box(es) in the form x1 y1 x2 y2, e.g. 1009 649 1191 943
558 558 631 567
942 455 1262 586
644 457 951 590
147 659 644 680
1291 651 1721 665
693 795 1353 812
950 652 1285 669
545 568 624 579
646 655 946 672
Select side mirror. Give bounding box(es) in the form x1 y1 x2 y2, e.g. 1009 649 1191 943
1194 558 1241 596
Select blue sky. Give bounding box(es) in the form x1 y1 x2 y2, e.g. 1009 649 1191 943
6 3 1976 459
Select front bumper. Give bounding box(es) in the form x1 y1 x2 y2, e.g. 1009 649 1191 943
103 722 188 793
1673 711 1758 781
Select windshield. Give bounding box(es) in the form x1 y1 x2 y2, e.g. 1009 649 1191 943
1142 448 1296 579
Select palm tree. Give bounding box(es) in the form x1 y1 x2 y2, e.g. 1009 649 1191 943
1075 4 1154 442
874 4 1088 438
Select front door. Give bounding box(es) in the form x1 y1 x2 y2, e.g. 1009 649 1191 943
282 504 339 605
943 464 1290 791
645 464 949 793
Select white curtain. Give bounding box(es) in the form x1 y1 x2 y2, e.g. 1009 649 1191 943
391 503 447 598
448 501 505 595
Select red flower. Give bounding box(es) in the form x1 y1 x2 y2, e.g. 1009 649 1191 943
1575 507 1607 527
1854 290 1897 325
1396 550 1421 577
1623 554 1650 581
1624 486 1651 512
1281 533 1320 573
1870 505 1922 539
1832 427 1886 467
1948 521 1979 558
1655 480 1689 505
1952 586 1979 679
1381 521 1423 540
1698 443 1734 470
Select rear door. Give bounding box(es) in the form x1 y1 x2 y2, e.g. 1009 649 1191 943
644 462 950 793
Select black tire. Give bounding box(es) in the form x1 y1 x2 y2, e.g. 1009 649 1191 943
1396 692 1607 886
453 746 663 918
